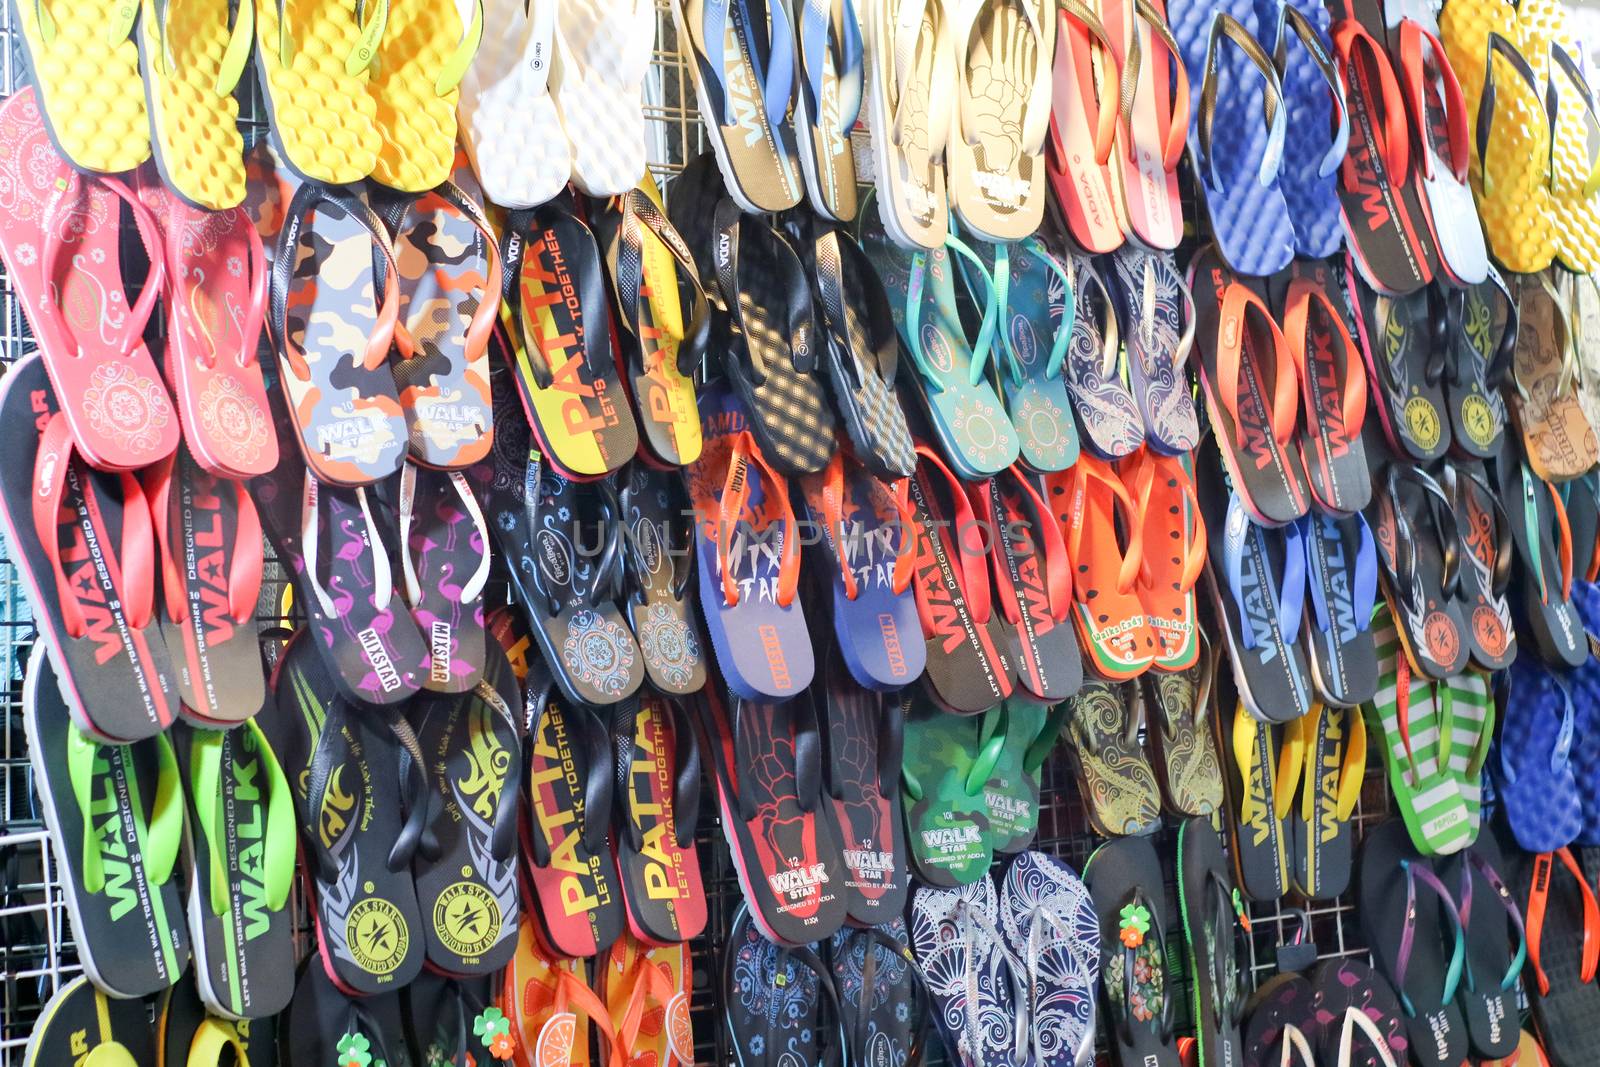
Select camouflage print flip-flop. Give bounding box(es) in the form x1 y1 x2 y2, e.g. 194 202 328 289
901 696 996 887
376 157 501 471
269 181 408 487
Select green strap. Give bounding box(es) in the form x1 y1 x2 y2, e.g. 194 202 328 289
216 0 256 94
190 720 299 916
144 734 183 887
434 0 483 94
67 727 104 894
253 721 297 911
1523 465 1547 603
189 730 229 915
964 705 1007 794
346 0 389 75
943 235 997 387
903 250 945 394
990 244 1021 387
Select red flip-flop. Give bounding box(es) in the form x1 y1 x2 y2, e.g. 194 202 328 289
1120 447 1206 672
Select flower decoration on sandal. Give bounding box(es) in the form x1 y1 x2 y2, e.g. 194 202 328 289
1120 902 1152 947
474 1007 516 1061
337 1032 373 1067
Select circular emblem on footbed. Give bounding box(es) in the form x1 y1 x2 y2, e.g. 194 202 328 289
82 363 171 453
1010 315 1039 367
1423 611 1460 667
1472 606 1509 660
638 602 700 690
1460 394 1496 449
921 325 955 375
346 898 410 976
433 881 502 960
1403 396 1442 451
562 609 636 695
198 376 269 468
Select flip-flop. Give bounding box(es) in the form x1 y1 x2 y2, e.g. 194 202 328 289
551 0 653 197
1519 0 1600 274
282 958 411 1065
1053 454 1158 681
1270 0 1351 258
905 443 1015 713
410 642 522 976
501 918 618 1067
1103 0 1190 250
1168 0 1296 276
268 181 408 487
1439 833 1526 1062
1063 680 1162 837
610 691 708 945
521 464 644 706
1049 0 1125 253
787 0 865 221
0 353 178 743
724 903 839 1067
900 695 997 885
909 878 1030 1067
1521 845 1600 1067
619 462 709 696
1273 259 1371 514
401 973 522 1065
24 977 156 1067
1382 0 1491 286
1144 638 1224 819
395 462 494 695
971 465 1079 702
998 851 1102 1067
177 718 296 1019
145 450 267 728
1349 280 1449 464
517 646 626 959
827 920 926 1067
1444 269 1515 461
364 0 480 192
456 0 570 208
1177 817 1250 1067
1368 462 1471 679
1358 818 1470 1067
858 199 1021 480
1561 271 1600 440
1285 702 1364 901
23 647 189 999
599 932 695 1067
597 179 710 468
1326 0 1438 294
700 688 849 946
789 218 917 479
0 93 179 473
377 168 500 471
131 168 276 481
1492 439 1588 669
1307 957 1410 1067
1243 972 1319 1067
1188 246 1309 526
1297 510 1381 708
686 387 813 701
1123 448 1206 673
1196 442 1314 724
672 0 805 212
945 0 1056 241
1569 581 1600 844
1060 252 1145 461
250 0 382 185
1442 462 1517 671
1217 700 1295 901
499 196 640 480
1083 835 1181 1067
978 699 1059 854
1508 275 1599 485
157 976 274 1066
798 449 926 692
268 629 427 995
1363 608 1480 858
1496 655 1582 853
817 654 910 925
1106 247 1199 457
865 0 956 249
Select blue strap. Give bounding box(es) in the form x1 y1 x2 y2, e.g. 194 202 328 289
1224 495 1259 651
800 0 864 130
903 250 944 393
1279 515 1306 643
1550 673 1576 774
943 235 997 387
704 0 733 123
1302 513 1379 636
1352 512 1378 632
706 0 795 128
1226 495 1304 650
1025 238 1076 381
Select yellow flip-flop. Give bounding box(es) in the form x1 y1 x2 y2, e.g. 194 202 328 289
25 976 154 1066
138 0 253 208
367 0 483 191
1441 0 1557 272
15 0 149 172
253 0 384 184
1518 0 1600 272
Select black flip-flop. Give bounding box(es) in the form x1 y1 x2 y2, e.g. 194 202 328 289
1439 832 1525 1061
282 957 411 1065
1352 279 1450 463
1366 461 1471 679
1519 842 1600 1067
1444 269 1515 461
1357 818 1470 1067
157 975 273 1066
1307 957 1411 1067
1442 462 1517 671
1492 437 1589 669
1178 817 1248 1067
1298 510 1381 708
1214 695 1289 902
827 921 925 1067
25 976 155 1067
620 462 709 696
1083 835 1179 1067
725 902 842 1067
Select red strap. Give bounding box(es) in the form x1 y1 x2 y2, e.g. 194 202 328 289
1069 454 1144 597
1550 483 1575 603
391 194 503 367
716 431 801 608
144 454 188 625
1332 19 1411 181
1128 450 1207 593
887 477 919 597
230 486 265 623
146 459 264 625
34 414 85 638
914 444 993 624
1057 3 1121 167
1397 21 1470 182
817 451 859 600
1527 848 1600 995
995 466 1071 621
1216 282 1298 450
1133 0 1191 169
1282 276 1368 440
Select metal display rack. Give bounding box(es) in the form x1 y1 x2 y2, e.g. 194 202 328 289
0 4 1398 1062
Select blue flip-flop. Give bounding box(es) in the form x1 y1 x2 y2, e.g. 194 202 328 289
1496 654 1582 853
1104 246 1200 455
1060 253 1144 461
1298 510 1380 708
909 879 1029 1067
1261 0 1350 257
1168 0 1296 275
1563 581 1600 844
997 852 1101 1067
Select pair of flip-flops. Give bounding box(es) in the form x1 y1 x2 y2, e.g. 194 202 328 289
910 852 1100 1067
726 907 924 1067
1360 819 1529 1067
266 627 522 995
1492 437 1588 669
1242 955 1412 1067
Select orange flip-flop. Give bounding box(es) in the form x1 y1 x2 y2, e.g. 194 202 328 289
600 931 695 1067
501 918 621 1067
1120 448 1207 672
1046 453 1157 680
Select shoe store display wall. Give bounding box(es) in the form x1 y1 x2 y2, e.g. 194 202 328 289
0 0 1598 1062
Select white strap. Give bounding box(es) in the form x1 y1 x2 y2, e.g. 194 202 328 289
1337 1007 1401 1067
300 479 392 619
1278 1023 1315 1067
894 0 956 156
398 464 493 607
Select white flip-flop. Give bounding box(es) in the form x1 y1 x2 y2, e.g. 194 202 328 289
456 0 571 207
553 0 655 196
866 0 957 247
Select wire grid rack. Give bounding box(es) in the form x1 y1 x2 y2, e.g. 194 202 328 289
0 4 1402 1065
